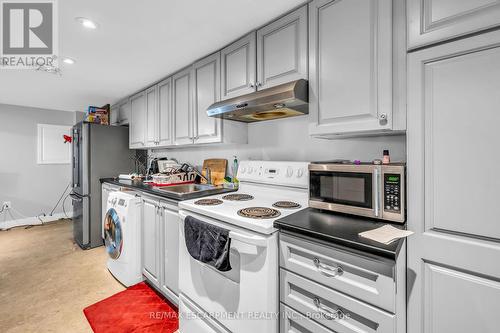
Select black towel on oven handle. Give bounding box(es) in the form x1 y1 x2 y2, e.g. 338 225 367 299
184 215 232 272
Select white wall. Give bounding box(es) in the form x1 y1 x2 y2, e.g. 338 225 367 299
151 115 406 170
0 104 76 225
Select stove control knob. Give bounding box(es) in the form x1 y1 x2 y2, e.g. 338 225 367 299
286 166 294 177
297 168 304 178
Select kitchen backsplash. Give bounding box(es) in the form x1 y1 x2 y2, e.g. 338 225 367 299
150 116 406 167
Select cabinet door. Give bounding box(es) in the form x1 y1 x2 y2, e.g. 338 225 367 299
118 99 130 125
145 86 158 147
129 92 146 148
408 0 500 50
110 104 119 125
257 5 308 89
157 78 173 146
309 0 393 136
192 52 222 144
142 197 160 286
407 30 500 333
221 32 256 100
161 208 180 301
172 67 193 145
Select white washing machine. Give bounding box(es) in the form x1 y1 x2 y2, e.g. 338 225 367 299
104 191 143 287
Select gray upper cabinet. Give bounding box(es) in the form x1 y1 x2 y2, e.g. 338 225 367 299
129 91 146 149
308 0 394 137
192 52 222 144
221 32 257 100
145 86 158 147
157 78 173 146
257 5 308 89
111 99 130 126
172 67 194 145
408 0 500 50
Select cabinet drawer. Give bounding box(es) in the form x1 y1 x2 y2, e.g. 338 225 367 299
280 269 395 333
281 303 335 333
280 233 396 312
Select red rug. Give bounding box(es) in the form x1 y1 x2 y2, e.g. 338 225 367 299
83 282 178 333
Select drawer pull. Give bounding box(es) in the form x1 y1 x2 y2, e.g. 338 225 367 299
313 297 346 321
313 258 344 277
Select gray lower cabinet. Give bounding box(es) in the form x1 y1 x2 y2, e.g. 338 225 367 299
407 0 500 50
142 196 161 286
173 66 194 145
129 91 146 148
256 5 308 89
407 30 500 333
279 232 406 333
221 32 257 100
141 194 179 304
308 0 403 137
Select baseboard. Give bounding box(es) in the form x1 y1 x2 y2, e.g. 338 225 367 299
0 212 73 230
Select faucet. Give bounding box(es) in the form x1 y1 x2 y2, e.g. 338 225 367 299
204 167 212 185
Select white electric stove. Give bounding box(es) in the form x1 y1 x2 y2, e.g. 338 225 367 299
177 160 309 333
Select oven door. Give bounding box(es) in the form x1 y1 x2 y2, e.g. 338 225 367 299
178 210 278 333
309 165 381 219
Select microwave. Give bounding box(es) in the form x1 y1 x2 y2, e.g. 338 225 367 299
309 162 406 223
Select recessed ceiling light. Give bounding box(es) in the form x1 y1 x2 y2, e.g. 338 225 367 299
62 57 75 65
75 17 98 30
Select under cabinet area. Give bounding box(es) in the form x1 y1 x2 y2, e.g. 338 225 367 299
279 232 406 333
308 0 405 137
141 194 180 304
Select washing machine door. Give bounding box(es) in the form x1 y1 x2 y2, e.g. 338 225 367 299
104 208 123 259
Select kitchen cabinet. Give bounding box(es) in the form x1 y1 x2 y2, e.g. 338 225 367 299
256 5 308 89
142 196 161 287
172 67 194 145
129 92 146 148
408 0 500 50
407 30 500 333
192 52 222 144
160 205 180 302
157 78 173 146
141 194 179 304
111 99 130 126
145 86 158 147
308 0 404 137
221 32 256 100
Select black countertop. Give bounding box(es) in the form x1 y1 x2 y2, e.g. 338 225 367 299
100 178 236 202
274 208 406 259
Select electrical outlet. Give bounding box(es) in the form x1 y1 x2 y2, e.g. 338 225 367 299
3 201 11 209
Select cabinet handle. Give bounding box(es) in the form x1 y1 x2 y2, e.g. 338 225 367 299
313 298 346 321
249 83 255 88
313 258 343 277
379 113 387 120
257 82 262 87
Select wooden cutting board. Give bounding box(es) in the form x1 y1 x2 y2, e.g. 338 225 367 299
201 159 227 185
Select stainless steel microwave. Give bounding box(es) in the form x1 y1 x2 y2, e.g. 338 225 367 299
309 162 406 223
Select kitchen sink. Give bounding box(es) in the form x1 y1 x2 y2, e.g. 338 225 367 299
154 183 235 200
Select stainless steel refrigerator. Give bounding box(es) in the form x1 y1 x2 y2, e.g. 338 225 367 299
70 122 135 249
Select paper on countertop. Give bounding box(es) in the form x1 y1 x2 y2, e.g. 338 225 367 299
359 225 413 245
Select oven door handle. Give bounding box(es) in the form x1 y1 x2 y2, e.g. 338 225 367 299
229 231 267 247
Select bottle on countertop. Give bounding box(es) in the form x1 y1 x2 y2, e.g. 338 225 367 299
382 150 390 164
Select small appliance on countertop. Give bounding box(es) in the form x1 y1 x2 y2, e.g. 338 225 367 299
309 160 406 223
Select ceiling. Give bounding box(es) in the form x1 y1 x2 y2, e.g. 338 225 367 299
0 0 306 112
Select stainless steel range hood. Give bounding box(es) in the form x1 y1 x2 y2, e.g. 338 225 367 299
207 79 308 123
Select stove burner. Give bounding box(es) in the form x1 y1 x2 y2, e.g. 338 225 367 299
222 194 254 201
237 207 281 219
194 199 223 206
272 201 302 209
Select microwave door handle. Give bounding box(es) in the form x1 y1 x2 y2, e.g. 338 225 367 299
374 168 380 217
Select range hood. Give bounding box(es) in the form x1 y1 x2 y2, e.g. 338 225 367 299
207 79 308 123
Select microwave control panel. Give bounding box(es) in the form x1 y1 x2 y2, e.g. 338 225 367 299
384 174 401 212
